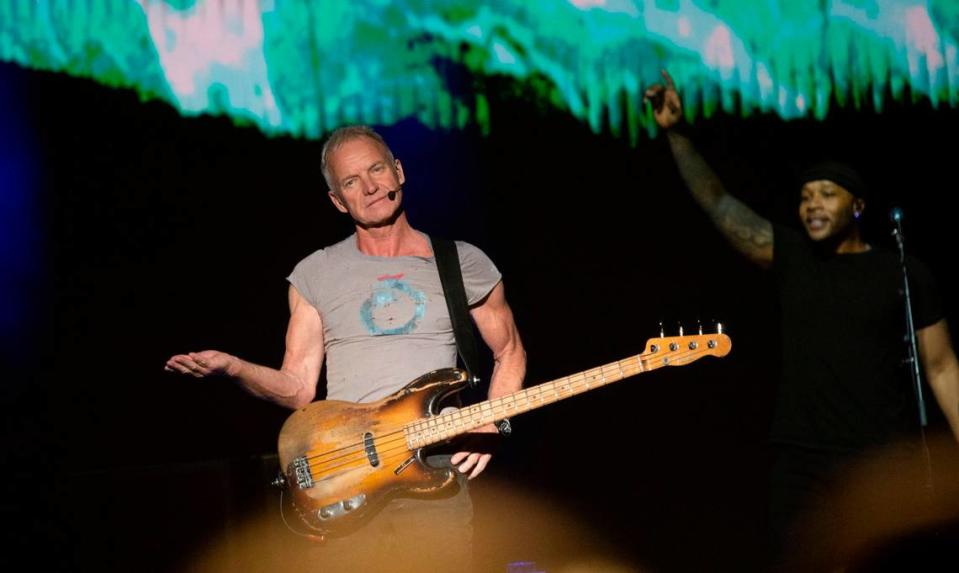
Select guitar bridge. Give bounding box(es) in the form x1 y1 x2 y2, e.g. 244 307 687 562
292 456 314 489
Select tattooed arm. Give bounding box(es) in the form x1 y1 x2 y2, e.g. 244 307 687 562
645 70 774 268
665 131 773 267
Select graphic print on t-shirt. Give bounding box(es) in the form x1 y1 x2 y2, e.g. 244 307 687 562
359 273 427 335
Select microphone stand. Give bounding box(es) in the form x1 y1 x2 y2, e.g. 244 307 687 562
891 210 937 499
891 215 928 428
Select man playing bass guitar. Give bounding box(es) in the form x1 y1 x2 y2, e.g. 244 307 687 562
165 125 526 572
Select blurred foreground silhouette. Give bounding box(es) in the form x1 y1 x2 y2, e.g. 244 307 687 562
780 432 959 573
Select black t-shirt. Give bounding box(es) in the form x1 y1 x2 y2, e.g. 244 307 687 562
769 224 942 451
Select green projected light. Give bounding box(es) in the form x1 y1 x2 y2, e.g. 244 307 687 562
2 1 957 142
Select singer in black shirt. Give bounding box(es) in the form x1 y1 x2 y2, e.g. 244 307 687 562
770 223 942 451
645 71 959 571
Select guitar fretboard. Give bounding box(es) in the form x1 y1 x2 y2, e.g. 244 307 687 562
404 354 655 448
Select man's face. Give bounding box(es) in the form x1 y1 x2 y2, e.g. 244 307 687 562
798 179 863 242
326 136 405 228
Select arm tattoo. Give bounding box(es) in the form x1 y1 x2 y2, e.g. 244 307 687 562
669 132 773 266
712 196 773 264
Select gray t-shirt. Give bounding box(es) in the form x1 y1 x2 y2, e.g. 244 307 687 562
288 234 502 403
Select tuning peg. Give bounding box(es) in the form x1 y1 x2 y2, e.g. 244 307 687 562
697 319 704 335
677 323 684 336
659 320 665 338
716 322 724 334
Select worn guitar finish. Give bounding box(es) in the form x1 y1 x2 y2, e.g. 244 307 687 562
276 332 732 537
276 368 471 537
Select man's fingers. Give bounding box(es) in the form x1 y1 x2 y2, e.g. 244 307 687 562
645 94 665 113
453 452 493 479
667 97 680 114
662 69 675 89
167 355 207 377
452 452 480 474
455 453 478 473
468 454 491 480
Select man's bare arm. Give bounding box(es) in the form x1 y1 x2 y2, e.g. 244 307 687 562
166 285 324 410
646 70 773 267
667 131 773 268
918 319 959 443
449 281 526 479
469 281 526 401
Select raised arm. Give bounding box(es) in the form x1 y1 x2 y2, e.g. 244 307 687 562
165 284 325 410
449 281 526 479
917 319 959 443
645 70 773 268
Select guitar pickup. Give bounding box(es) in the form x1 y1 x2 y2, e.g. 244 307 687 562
364 432 380 467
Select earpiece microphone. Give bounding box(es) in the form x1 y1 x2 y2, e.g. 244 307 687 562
387 186 401 201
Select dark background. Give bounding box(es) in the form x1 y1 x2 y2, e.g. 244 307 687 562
3 61 958 571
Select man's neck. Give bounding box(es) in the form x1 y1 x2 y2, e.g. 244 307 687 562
835 225 871 254
354 214 431 257
819 227 870 255
835 238 870 254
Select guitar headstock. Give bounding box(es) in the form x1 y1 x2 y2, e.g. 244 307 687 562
642 331 732 367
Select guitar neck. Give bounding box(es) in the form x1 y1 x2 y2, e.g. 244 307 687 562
406 352 659 448
405 332 731 448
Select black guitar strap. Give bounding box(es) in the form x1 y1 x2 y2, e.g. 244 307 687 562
431 237 480 384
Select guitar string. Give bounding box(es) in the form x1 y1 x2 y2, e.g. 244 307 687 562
294 353 654 468
295 344 720 478
298 351 661 471
299 345 717 477
303 364 652 477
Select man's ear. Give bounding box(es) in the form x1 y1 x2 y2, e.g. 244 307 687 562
854 198 866 218
328 190 348 214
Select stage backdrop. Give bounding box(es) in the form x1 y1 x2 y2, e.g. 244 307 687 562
2 2 958 572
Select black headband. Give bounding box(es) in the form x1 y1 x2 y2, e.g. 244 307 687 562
798 161 867 199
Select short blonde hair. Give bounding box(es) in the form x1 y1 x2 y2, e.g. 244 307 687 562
320 125 395 191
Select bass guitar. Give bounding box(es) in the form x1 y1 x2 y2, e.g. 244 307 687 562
274 330 731 538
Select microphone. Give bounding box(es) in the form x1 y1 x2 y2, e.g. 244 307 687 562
889 206 905 250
